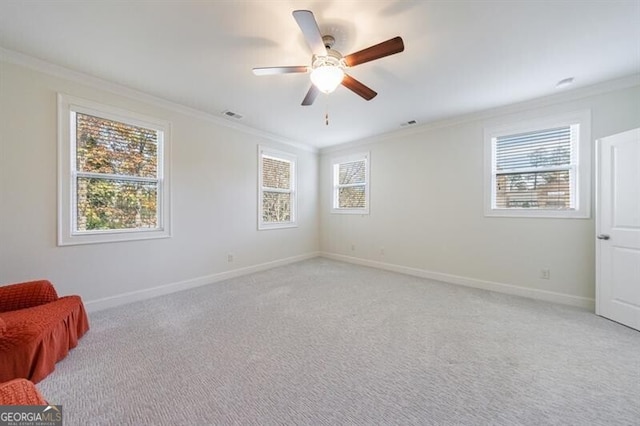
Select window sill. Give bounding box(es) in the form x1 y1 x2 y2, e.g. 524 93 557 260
258 222 298 231
58 228 171 246
331 209 370 215
484 208 590 219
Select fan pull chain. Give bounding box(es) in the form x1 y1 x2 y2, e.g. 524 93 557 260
325 99 329 126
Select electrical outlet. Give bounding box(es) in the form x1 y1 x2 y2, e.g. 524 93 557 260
540 268 550 280
380 247 385 255
227 253 234 262
351 244 355 251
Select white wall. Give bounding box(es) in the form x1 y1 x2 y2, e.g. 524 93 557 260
1 54 637 312
0 60 319 309
320 83 640 307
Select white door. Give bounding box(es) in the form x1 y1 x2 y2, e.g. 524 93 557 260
596 128 640 331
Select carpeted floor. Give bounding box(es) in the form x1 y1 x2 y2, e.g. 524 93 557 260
39 258 640 425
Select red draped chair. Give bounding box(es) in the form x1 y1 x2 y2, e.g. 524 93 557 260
0 378 48 405
0 280 89 383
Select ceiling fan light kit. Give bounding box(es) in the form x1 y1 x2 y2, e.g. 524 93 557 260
252 10 405 106
310 55 345 93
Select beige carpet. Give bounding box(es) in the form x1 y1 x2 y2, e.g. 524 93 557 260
39 258 640 425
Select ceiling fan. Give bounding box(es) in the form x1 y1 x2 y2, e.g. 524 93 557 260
252 10 405 106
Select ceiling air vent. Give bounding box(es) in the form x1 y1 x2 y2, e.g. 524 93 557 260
222 110 244 120
401 120 417 127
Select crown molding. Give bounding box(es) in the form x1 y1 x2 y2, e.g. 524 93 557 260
320 73 640 155
0 47 318 154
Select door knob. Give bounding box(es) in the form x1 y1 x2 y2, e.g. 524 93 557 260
597 234 610 240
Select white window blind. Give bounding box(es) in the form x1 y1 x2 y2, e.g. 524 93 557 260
493 125 577 210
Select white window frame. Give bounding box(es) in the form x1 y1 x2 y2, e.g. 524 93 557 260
57 94 172 245
484 110 591 218
258 146 297 230
331 152 370 215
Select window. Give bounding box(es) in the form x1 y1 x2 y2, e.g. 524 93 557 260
484 110 591 218
331 152 370 214
258 146 297 229
58 94 171 245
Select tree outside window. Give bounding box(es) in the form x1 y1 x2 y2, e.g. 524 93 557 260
258 147 297 229
332 153 370 214
75 113 160 231
58 94 171 245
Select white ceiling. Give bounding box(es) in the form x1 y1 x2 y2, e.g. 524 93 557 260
1 1 639 149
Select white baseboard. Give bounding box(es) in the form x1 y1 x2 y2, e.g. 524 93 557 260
85 251 595 313
320 252 595 310
85 252 320 312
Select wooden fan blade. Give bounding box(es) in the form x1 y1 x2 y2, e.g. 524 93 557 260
344 36 404 67
301 85 320 106
252 66 309 76
292 10 327 57
342 75 377 101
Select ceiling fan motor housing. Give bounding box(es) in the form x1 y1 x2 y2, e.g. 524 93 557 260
322 35 336 49
312 49 345 71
